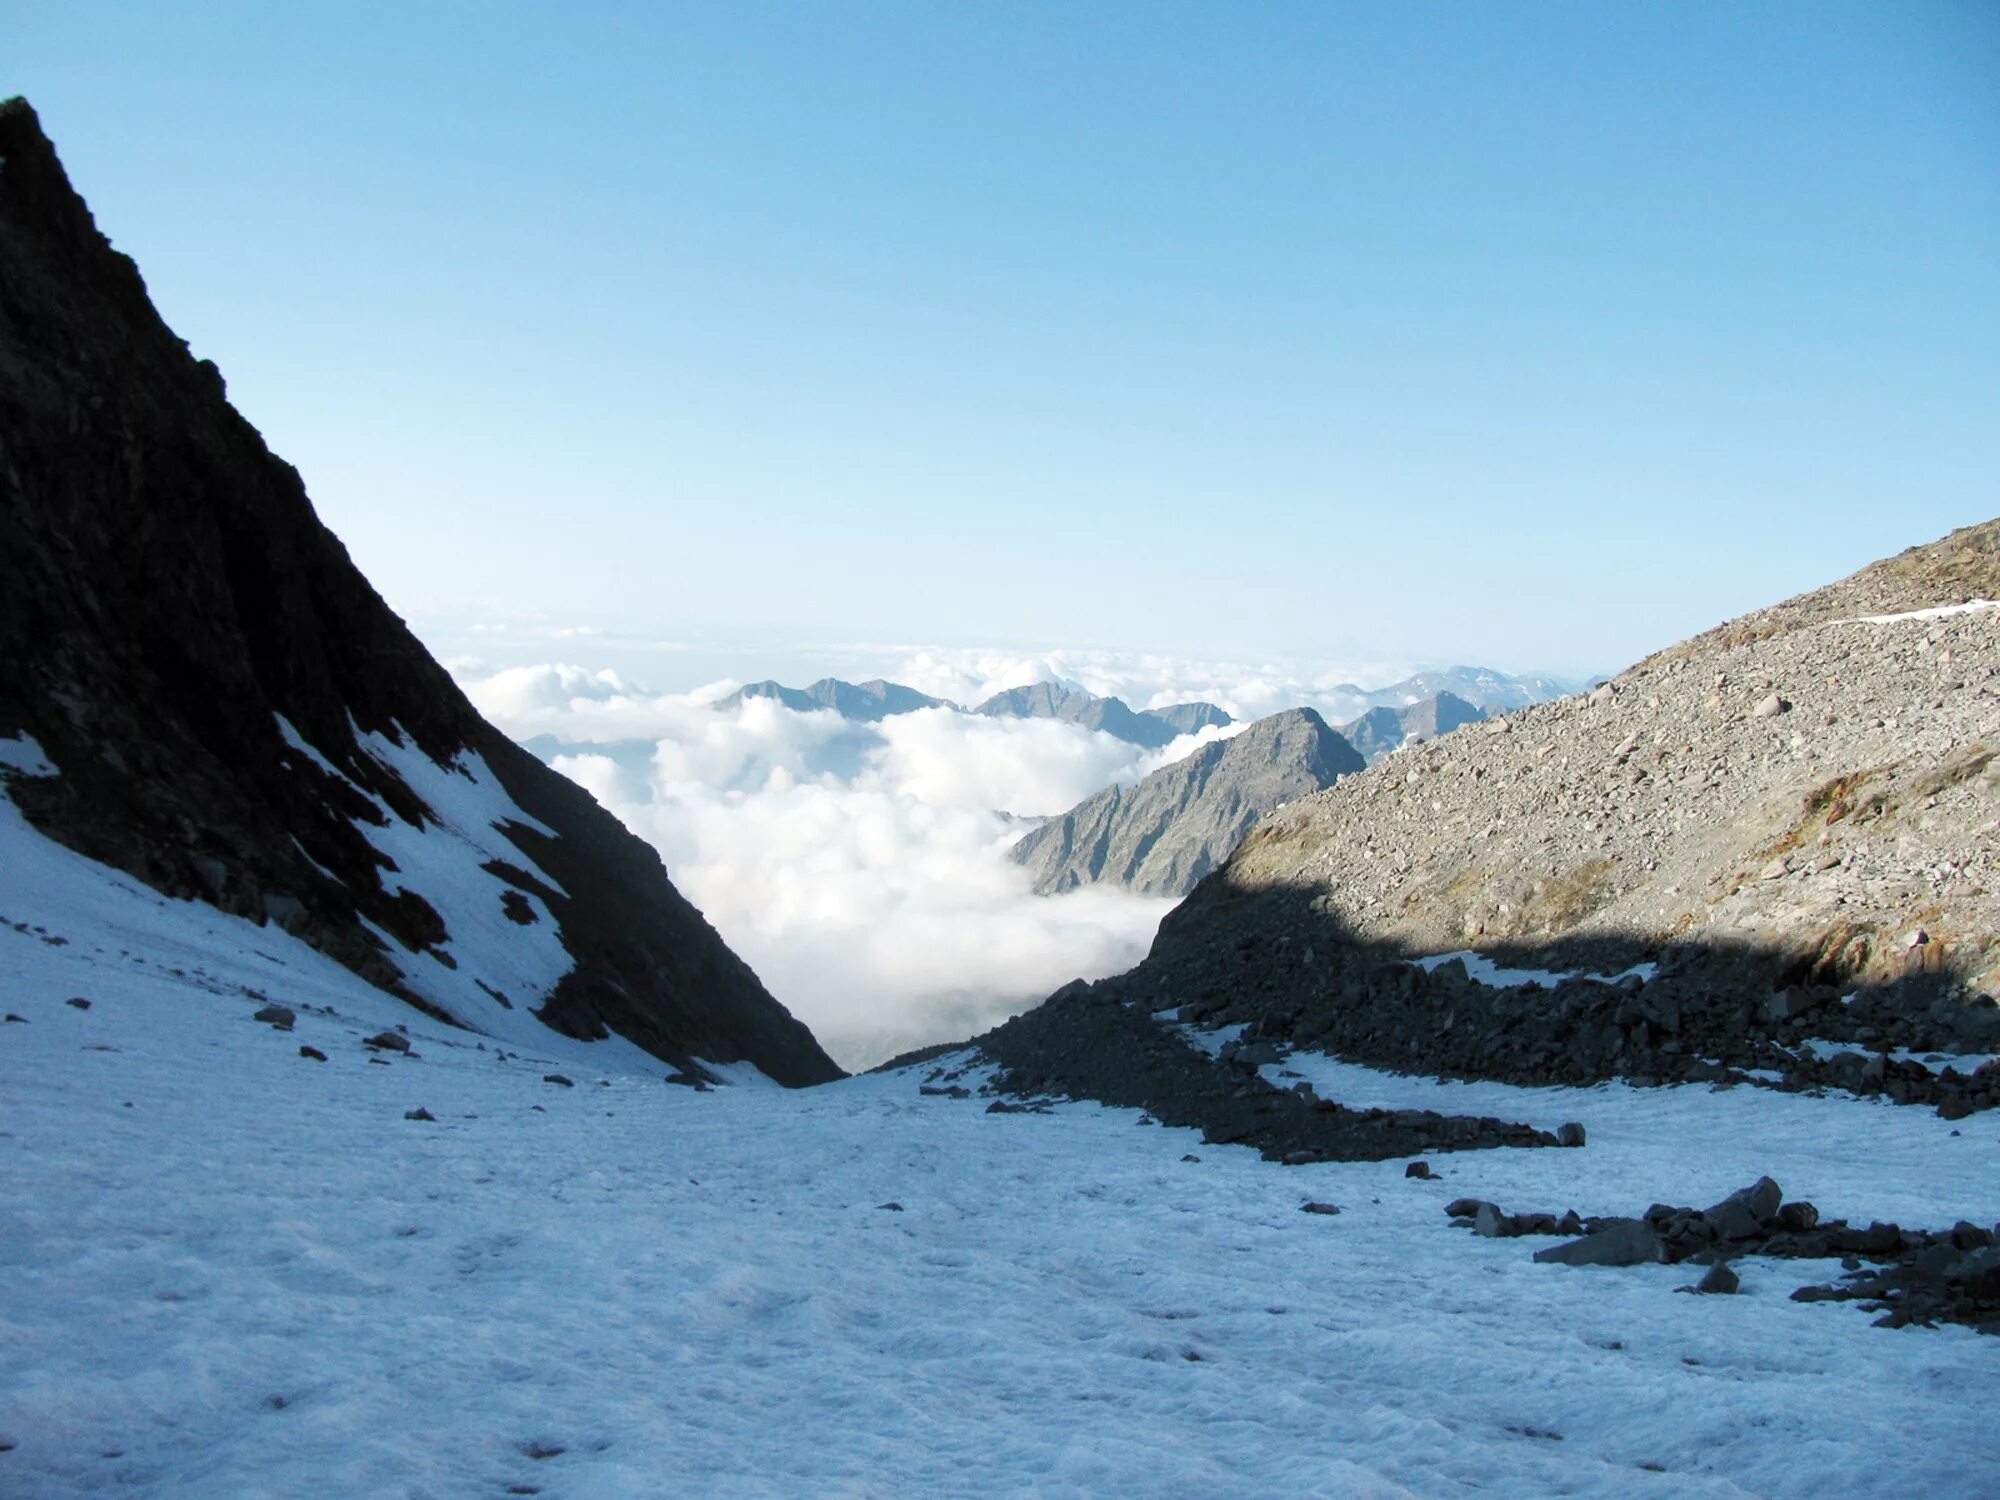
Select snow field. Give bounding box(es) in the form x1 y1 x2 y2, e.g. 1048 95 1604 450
4 754 1999 1497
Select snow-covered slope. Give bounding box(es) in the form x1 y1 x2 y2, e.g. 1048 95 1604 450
4 761 1997 1497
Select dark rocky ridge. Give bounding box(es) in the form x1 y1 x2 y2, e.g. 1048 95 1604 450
0 99 841 1085
1010 708 1365 897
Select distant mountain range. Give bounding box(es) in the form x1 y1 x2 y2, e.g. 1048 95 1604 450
1338 690 1487 765
1345 667 1576 715
1009 708 1365 897
706 667 1571 752
972 682 1233 750
709 675 1237 750
717 678 949 721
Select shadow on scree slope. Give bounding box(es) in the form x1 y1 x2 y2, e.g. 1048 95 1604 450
910 873 2000 1134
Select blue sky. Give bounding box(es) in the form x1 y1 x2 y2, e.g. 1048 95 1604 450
12 2 1999 678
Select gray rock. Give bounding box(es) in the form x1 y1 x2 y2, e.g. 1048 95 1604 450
364 1031 410 1053
1301 1201 1342 1216
252 1004 295 1029
1694 1262 1740 1294
403 1107 435 1121
1533 1218 1662 1267
298 1045 327 1061
1557 1122 1587 1148
1405 1161 1434 1179
1752 693 1790 718
1704 1177 1783 1240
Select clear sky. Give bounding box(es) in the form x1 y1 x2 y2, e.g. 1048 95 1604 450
12 2 1999 677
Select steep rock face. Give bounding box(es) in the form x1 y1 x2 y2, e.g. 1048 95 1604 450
973 682 1232 750
1009 709 1365 897
0 99 841 1085
717 677 948 720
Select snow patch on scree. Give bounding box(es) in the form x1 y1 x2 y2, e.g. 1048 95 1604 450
1411 950 1658 989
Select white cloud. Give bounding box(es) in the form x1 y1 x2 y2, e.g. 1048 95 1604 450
455 639 1558 1071
475 672 1196 1070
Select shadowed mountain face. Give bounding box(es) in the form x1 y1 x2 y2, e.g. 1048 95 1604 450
1339 690 1486 764
1009 709 1365 897
717 678 949 721
973 683 1233 749
0 100 841 1085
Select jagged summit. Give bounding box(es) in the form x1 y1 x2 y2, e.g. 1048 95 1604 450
1009 707 1364 897
0 99 841 1084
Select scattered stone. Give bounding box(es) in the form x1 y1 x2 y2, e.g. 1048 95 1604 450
1301 1202 1342 1216
298 1045 327 1062
542 1074 574 1088
364 1031 410 1053
65 997 90 1010
1557 1122 1587 1148
1181 1154 1201 1162
918 1084 971 1098
1776 1201 1820 1232
3 1014 25 1023
1446 1197 1497 1220
877 1202 904 1212
1751 693 1790 718
252 1004 295 1029
404 1107 435 1122
1405 1161 1434 1179
1693 1263 1740 1295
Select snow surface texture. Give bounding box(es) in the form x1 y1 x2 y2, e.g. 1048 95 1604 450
5 770 1999 1496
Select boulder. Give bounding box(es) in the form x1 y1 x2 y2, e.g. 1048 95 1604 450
1694 1263 1741 1295
1704 1177 1783 1240
1533 1218 1662 1267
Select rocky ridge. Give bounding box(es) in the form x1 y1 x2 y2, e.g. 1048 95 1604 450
1110 521 2000 1106
1009 708 1365 897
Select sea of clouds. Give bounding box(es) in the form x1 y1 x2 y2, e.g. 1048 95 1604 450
462 654 1300 1070
456 641 1413 1069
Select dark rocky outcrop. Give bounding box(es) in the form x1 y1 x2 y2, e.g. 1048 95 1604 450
0 99 841 1085
1010 709 1364 897
1459 1180 2000 1333
920 980 1558 1163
